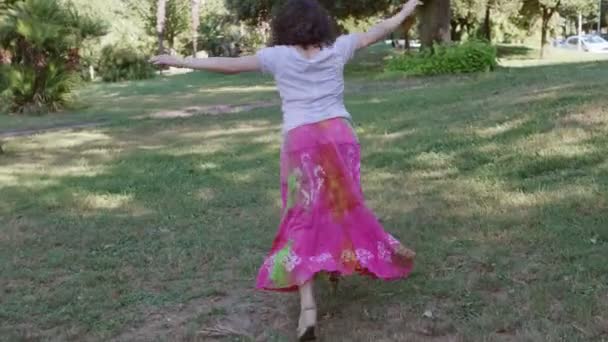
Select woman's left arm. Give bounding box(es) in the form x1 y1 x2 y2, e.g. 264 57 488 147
150 55 261 75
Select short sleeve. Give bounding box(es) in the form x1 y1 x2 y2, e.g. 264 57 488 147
334 34 361 63
256 47 279 75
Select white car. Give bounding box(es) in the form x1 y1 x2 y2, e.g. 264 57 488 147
563 35 608 53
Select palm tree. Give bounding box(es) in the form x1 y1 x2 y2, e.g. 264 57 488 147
156 0 167 54
0 0 106 113
191 0 200 57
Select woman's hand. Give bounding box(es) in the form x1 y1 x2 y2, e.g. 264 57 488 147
401 0 423 17
149 54 184 68
357 0 423 49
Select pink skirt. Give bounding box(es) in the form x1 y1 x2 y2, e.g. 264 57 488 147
256 117 414 292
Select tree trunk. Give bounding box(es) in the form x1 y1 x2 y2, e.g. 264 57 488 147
482 0 492 41
578 11 583 50
450 19 467 41
418 0 451 49
402 16 416 50
156 0 167 54
168 32 175 51
191 0 200 57
540 1 560 58
540 12 549 59
450 20 459 41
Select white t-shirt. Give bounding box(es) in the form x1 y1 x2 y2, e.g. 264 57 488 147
256 34 360 133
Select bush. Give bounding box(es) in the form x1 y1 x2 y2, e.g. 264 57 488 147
387 40 498 76
4 63 81 114
0 0 107 114
97 45 155 82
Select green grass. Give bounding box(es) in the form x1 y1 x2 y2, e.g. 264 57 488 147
0 71 277 131
1 47 608 341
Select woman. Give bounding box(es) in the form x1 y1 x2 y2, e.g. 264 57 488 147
151 0 421 340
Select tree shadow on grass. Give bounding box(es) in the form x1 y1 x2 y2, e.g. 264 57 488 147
496 45 536 60
0 118 285 340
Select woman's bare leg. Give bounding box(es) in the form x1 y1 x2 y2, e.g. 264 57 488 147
297 280 317 341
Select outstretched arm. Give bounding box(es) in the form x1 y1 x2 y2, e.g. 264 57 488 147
149 55 260 75
357 0 422 49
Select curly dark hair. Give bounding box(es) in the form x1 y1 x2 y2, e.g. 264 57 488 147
270 0 337 48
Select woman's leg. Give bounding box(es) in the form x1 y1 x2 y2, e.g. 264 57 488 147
297 280 317 340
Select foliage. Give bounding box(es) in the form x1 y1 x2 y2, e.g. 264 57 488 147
181 12 265 57
4 63 81 113
451 0 486 40
451 0 524 42
0 0 106 113
225 0 453 48
66 0 150 73
387 40 497 75
130 0 190 51
97 45 155 82
224 0 396 25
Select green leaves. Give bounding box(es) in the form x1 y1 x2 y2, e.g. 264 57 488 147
225 0 395 25
97 45 155 82
0 0 105 113
387 40 498 76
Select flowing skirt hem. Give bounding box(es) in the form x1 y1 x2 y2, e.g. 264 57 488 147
256 264 414 292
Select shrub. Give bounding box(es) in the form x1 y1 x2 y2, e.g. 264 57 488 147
0 0 107 114
387 40 498 76
5 63 81 114
97 45 155 82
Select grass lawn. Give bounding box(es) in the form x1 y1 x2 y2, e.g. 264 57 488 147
1 46 608 341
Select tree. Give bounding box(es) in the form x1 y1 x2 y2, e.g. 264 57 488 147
451 0 484 41
521 0 562 57
418 0 452 48
131 0 190 52
521 0 597 58
558 0 599 34
481 0 492 40
156 0 167 53
451 0 522 42
190 0 200 56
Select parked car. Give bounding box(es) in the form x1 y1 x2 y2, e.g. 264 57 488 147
563 35 608 53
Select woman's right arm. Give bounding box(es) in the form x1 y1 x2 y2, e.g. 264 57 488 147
150 55 260 75
356 0 423 50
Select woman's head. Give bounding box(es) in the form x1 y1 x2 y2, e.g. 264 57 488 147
271 0 337 48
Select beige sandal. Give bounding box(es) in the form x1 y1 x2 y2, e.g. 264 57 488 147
297 307 317 341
